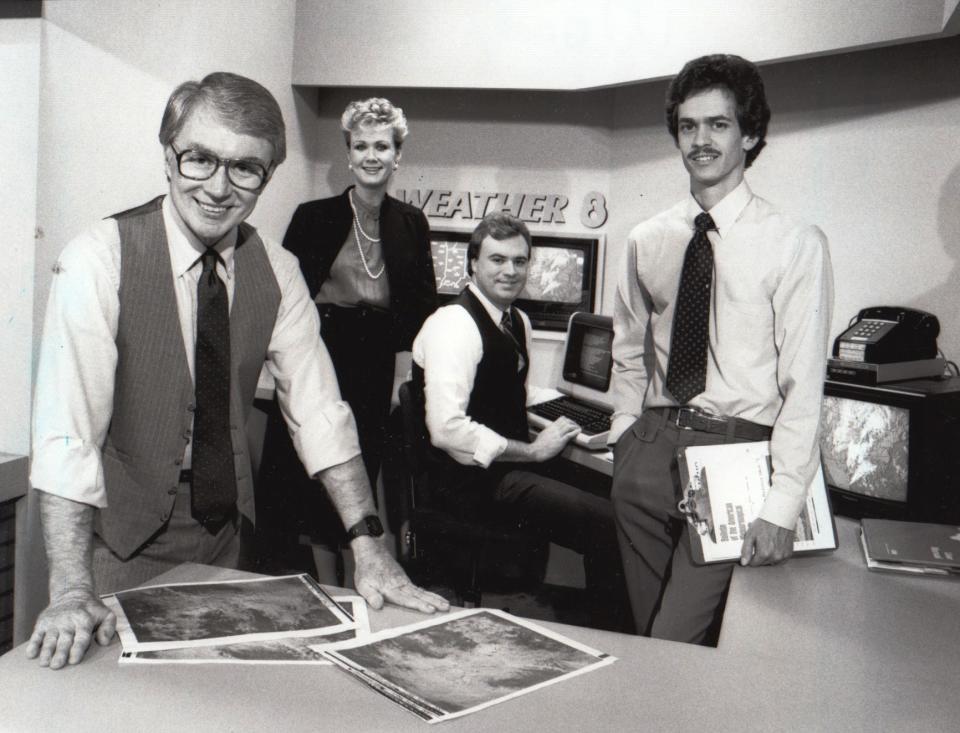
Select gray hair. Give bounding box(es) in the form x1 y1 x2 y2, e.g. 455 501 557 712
158 72 286 163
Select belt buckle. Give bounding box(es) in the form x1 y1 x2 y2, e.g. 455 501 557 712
675 407 696 430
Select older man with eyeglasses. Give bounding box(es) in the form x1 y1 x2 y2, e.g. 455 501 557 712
26 72 448 670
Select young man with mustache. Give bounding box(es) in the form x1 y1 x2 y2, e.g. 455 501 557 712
608 54 833 645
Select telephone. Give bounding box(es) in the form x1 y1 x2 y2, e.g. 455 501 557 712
833 306 940 364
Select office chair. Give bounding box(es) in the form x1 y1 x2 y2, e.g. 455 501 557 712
387 381 547 607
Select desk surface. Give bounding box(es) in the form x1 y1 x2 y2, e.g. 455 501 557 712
2 518 958 732
0 452 28 503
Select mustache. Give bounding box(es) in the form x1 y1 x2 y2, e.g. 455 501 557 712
688 146 721 158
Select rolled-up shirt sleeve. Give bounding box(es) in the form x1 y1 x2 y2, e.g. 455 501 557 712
412 306 508 467
760 225 834 529
264 246 361 477
30 223 122 507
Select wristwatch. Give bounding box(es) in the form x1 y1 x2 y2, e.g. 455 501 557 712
345 515 384 541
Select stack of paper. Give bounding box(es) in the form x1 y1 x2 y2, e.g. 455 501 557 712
102 574 369 664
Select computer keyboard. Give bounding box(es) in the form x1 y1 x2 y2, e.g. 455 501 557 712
527 396 612 449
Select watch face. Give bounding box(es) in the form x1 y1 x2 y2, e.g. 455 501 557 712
349 515 384 539
363 516 384 537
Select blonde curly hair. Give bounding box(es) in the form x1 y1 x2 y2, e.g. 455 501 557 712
340 97 408 149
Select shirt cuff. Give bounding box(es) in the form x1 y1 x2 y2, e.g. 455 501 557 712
29 437 107 508
291 402 363 478
757 486 806 531
472 431 508 468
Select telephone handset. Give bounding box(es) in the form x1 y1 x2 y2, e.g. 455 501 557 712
833 306 940 363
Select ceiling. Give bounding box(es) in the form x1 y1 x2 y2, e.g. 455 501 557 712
293 0 960 90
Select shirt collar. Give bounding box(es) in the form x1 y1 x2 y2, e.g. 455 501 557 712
684 179 753 239
467 282 509 325
162 195 236 278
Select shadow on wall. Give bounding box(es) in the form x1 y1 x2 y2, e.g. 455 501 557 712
910 161 960 334
762 34 960 132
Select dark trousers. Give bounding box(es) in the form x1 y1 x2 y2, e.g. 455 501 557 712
611 408 760 645
439 462 631 631
256 304 395 572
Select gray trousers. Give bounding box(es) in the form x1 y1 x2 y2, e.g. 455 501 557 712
92 479 245 595
611 408 756 645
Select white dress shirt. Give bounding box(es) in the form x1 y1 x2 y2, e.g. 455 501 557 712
31 196 360 508
412 282 553 467
610 180 834 529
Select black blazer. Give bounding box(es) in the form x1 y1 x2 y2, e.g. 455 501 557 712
282 187 438 351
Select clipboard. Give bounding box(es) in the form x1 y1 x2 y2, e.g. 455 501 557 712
677 441 838 564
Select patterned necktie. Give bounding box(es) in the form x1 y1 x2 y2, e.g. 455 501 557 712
191 248 236 525
665 212 717 405
500 310 526 373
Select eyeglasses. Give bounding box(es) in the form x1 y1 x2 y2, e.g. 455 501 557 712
170 144 271 192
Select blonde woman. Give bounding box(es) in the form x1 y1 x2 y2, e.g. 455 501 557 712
259 98 436 581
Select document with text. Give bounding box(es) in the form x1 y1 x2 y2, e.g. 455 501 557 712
678 441 837 564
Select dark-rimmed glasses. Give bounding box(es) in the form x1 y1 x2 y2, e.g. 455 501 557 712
170 144 271 192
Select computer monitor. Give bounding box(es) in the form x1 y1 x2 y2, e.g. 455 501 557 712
819 378 960 523
560 312 614 398
429 229 604 331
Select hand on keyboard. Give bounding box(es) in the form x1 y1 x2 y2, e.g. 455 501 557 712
529 397 612 436
530 416 581 462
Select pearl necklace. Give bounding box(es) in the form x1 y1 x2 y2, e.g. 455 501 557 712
349 191 385 280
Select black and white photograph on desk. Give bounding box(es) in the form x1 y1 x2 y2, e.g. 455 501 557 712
317 607 615 724
119 595 369 665
103 573 353 653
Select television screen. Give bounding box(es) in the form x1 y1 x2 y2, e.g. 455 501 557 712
429 230 602 331
819 395 910 502
431 239 470 296
430 240 585 303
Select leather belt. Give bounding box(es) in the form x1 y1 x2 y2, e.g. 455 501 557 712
663 406 772 441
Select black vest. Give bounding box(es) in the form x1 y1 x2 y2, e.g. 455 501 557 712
412 288 532 502
415 288 530 444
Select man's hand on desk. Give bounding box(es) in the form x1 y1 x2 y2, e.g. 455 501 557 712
351 536 450 614
740 518 795 566
26 590 116 669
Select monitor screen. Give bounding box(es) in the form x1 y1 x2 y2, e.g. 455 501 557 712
431 238 470 296
430 240 586 303
576 327 612 390
819 395 910 503
561 314 613 392
429 230 602 331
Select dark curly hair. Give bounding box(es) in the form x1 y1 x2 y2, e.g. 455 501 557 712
665 54 770 169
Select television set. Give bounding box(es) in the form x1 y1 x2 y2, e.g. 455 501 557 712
428 228 604 331
819 377 960 524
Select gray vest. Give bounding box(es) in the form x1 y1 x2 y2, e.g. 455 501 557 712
96 197 280 559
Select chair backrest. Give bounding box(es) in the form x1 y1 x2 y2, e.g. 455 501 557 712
397 380 431 478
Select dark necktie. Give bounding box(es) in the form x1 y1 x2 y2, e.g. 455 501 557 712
191 248 236 526
665 212 717 405
500 310 526 372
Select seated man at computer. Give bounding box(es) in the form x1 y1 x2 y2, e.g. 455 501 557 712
412 212 627 630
